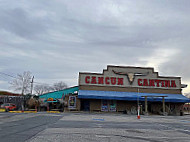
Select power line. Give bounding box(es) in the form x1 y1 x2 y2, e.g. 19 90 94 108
0 72 17 79
0 72 53 86
33 81 53 86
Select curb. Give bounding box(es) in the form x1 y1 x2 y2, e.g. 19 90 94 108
47 111 61 113
9 111 37 113
0 109 6 112
24 111 37 113
9 111 23 113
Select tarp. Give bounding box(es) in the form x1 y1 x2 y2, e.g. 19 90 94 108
78 90 190 103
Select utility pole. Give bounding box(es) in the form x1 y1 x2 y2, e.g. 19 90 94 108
30 76 34 95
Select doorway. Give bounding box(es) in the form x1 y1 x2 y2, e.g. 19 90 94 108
81 100 90 111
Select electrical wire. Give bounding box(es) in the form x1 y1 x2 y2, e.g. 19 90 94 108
0 71 54 86
0 72 17 79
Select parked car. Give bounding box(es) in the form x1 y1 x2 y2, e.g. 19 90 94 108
0 103 17 111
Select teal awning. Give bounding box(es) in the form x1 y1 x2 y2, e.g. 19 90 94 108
39 86 79 100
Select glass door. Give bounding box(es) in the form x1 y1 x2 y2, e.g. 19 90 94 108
109 100 116 112
101 100 116 112
101 100 108 111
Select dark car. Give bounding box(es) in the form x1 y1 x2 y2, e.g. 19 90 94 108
0 103 17 112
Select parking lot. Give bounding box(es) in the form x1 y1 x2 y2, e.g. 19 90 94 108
0 112 190 142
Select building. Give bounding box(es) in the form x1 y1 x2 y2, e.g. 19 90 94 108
38 65 190 115
77 65 190 115
0 91 23 109
39 86 79 111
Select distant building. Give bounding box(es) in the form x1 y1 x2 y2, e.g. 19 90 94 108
0 91 23 108
0 91 21 96
39 86 79 111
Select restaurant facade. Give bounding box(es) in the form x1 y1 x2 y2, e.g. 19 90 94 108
76 65 190 115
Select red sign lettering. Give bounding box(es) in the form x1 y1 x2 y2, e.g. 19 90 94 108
98 77 104 84
91 76 97 84
111 77 116 85
171 80 176 87
118 78 123 85
149 80 155 87
143 79 148 86
105 77 110 84
85 76 90 84
138 79 142 86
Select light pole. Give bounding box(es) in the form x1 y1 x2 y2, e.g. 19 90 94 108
137 88 140 119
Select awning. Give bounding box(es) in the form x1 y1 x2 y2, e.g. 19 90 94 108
78 90 190 103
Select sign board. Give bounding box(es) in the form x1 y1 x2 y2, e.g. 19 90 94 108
68 96 76 109
79 66 181 89
47 98 54 102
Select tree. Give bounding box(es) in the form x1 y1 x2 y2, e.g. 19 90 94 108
34 84 53 95
34 81 68 95
10 71 32 95
53 81 68 91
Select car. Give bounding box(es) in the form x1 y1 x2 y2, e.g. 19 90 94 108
0 103 17 112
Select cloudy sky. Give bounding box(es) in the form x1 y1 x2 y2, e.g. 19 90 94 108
0 0 190 94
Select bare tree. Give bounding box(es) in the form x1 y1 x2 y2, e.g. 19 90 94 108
34 84 53 95
10 71 32 95
53 81 68 91
34 81 68 95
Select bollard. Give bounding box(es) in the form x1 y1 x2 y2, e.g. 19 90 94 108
137 115 141 119
137 105 140 119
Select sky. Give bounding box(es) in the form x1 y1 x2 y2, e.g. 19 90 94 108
0 0 190 94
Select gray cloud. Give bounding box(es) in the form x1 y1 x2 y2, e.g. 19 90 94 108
0 0 190 93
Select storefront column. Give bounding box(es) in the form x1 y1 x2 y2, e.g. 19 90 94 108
162 97 165 115
145 96 148 115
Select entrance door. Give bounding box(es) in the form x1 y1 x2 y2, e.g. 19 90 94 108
101 100 116 112
101 100 109 111
81 100 90 111
109 100 116 112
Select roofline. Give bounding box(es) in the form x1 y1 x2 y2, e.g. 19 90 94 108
39 86 79 96
79 65 181 79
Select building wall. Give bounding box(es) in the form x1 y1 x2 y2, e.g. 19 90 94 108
116 101 137 114
77 66 187 115
79 66 182 91
65 94 80 111
90 99 101 111
79 85 181 94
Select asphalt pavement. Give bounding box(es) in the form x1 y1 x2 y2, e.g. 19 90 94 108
0 112 190 142
0 113 62 142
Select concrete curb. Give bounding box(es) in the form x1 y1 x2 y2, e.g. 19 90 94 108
0 108 6 112
9 111 37 113
47 111 61 113
9 111 23 113
24 111 37 113
6 111 61 113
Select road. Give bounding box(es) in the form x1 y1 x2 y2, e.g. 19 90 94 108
0 113 62 142
0 112 190 142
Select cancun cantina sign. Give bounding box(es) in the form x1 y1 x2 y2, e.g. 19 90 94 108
79 66 180 89
84 76 177 88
